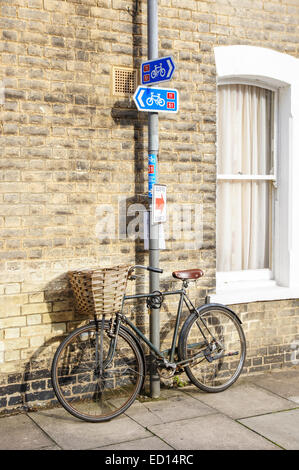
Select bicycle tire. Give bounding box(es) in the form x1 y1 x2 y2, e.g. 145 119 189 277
51 321 144 422
178 304 246 393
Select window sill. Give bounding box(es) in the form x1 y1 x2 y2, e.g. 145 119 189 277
209 280 299 305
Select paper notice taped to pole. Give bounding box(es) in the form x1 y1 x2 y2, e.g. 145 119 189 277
144 211 165 250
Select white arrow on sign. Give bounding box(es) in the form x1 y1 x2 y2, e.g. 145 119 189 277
138 89 145 107
152 184 167 224
166 59 174 78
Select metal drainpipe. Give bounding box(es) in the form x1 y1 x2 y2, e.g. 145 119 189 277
147 0 160 398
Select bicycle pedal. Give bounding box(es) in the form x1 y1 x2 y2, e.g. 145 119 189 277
204 354 213 363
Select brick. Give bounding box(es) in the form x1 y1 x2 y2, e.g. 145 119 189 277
29 336 45 347
28 292 44 303
18 8 50 22
4 282 20 295
4 328 20 339
21 324 52 337
0 316 26 328
22 303 52 315
0 204 29 217
20 31 49 45
4 350 20 362
26 314 42 325
4 337 29 351
0 294 28 309
28 0 43 7
44 0 71 12
264 354 285 364
0 251 26 260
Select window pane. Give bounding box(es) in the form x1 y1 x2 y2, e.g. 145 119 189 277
217 84 272 175
217 84 272 272
217 180 270 271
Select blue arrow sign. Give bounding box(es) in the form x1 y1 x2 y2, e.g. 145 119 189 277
141 56 175 85
133 86 179 113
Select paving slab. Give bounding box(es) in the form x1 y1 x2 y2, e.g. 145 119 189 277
248 369 299 404
0 414 54 450
240 409 299 450
184 383 297 419
29 408 151 450
95 436 173 450
125 401 165 427
125 392 215 427
147 413 279 450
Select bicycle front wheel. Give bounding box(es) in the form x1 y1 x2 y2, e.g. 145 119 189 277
179 305 246 392
51 322 144 422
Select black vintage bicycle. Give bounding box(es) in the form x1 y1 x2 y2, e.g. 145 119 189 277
51 265 246 423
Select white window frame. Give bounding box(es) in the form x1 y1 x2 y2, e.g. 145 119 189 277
212 45 299 305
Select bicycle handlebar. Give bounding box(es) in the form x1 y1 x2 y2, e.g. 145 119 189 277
147 266 163 274
131 265 163 274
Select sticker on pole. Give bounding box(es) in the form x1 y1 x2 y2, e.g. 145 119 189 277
141 56 175 85
133 86 179 113
148 153 157 198
152 184 167 224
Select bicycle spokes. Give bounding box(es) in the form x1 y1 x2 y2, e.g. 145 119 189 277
52 323 144 422
182 307 246 391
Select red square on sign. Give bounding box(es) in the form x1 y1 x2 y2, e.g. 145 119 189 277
143 64 150 72
144 74 150 82
148 164 155 174
167 92 175 100
167 102 175 109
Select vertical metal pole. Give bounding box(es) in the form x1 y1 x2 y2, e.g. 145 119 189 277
148 0 160 398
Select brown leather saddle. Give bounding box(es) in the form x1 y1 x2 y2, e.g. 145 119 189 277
172 268 204 281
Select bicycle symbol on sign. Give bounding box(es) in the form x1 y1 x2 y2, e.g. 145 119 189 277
151 63 166 80
148 154 156 164
146 92 165 107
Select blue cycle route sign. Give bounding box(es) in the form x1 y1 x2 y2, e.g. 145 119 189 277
133 86 179 113
141 56 175 85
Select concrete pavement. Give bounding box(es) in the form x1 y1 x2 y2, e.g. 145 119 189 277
0 367 299 450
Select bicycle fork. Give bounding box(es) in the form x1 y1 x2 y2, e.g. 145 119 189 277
94 314 121 374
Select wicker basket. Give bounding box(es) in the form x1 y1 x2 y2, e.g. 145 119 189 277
69 264 130 317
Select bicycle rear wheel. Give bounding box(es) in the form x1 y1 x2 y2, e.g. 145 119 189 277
51 321 144 422
179 305 246 392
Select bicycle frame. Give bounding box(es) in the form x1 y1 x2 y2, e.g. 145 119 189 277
119 287 200 366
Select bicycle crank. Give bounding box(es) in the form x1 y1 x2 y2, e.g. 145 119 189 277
157 360 177 379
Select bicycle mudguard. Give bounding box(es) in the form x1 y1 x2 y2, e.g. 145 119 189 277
117 323 147 391
196 303 242 324
90 319 147 390
178 303 242 361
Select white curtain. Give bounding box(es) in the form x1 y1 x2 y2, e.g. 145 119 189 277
217 84 271 272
